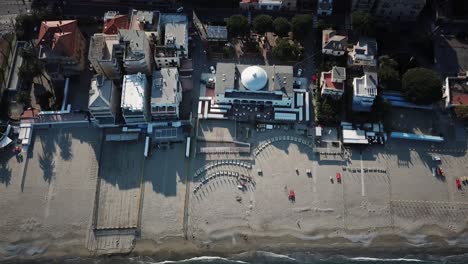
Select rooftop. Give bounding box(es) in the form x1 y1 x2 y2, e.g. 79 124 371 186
160 13 187 26
447 74 468 106
151 67 179 105
322 66 346 91
206 25 228 41
38 20 80 57
89 75 114 108
322 30 347 51
118 29 148 61
165 23 187 48
354 71 378 97
354 37 377 57
130 9 160 32
121 73 147 111
88 33 119 61
215 63 294 97
103 13 128 35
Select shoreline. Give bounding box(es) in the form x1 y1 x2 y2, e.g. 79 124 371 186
3 227 468 262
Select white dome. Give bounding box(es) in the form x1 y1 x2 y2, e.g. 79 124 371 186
241 66 268 91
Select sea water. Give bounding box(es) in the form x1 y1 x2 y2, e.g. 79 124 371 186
6 252 468 264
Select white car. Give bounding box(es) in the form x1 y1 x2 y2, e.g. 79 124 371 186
297 68 302 77
210 66 216 74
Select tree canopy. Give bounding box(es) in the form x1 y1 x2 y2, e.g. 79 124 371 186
402 68 442 104
351 11 376 36
291 14 313 40
272 17 291 37
378 55 400 91
272 40 301 61
454 105 468 122
253 15 273 34
227 15 249 37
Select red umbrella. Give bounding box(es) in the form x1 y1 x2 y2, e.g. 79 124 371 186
336 173 341 183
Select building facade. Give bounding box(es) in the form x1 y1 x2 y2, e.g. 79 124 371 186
121 73 150 124
151 67 182 120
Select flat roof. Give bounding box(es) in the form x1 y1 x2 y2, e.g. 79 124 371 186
215 63 294 97
118 29 148 61
151 68 179 105
354 71 378 97
447 75 468 106
122 73 147 111
206 26 227 40
165 23 187 48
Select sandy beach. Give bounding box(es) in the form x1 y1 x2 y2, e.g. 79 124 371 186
1 124 468 261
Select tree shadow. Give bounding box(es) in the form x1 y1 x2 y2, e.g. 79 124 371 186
0 157 12 186
39 151 55 183
57 132 73 161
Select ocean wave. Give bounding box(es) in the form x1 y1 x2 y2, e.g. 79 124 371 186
350 257 423 262
154 256 249 264
254 251 298 262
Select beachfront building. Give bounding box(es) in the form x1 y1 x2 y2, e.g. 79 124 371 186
103 11 129 35
37 20 86 80
352 71 378 112
348 37 378 68
119 29 153 75
317 0 333 16
151 67 182 120
444 72 468 109
88 34 122 80
129 9 161 46
199 63 310 122
320 66 346 98
121 73 150 124
322 30 347 56
88 29 152 79
88 75 121 125
154 14 188 68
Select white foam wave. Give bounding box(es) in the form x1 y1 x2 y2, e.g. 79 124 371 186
154 256 249 264
255 251 297 262
351 257 423 262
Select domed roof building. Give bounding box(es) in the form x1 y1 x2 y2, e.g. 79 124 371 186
198 62 311 123
240 66 268 91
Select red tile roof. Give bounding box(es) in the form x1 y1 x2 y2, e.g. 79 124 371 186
37 20 79 57
451 94 468 105
323 72 344 91
103 14 129 35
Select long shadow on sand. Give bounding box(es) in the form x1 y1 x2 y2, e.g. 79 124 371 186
0 150 14 186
